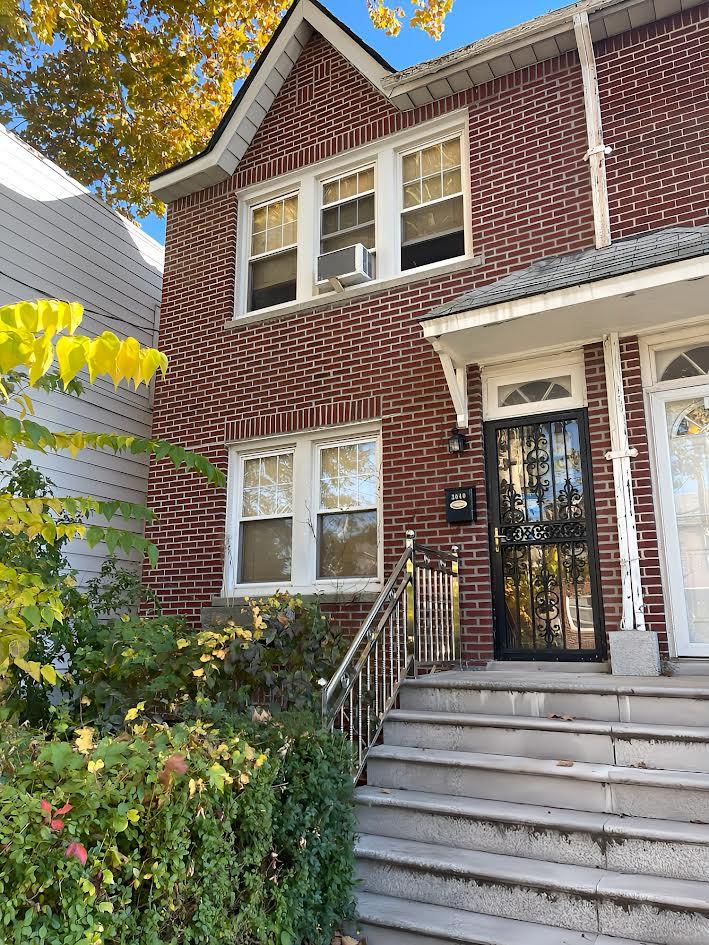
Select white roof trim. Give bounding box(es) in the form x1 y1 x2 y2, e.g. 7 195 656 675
151 0 705 203
150 0 392 203
422 255 709 341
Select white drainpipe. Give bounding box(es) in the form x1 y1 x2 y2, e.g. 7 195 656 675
603 332 646 632
573 11 612 249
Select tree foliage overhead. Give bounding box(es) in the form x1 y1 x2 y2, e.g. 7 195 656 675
1 0 453 216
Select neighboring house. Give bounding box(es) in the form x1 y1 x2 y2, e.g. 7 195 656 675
147 1 709 940
0 125 164 585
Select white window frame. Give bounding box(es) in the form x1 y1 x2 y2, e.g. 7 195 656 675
234 110 472 319
399 135 466 271
482 352 587 421
245 190 300 313
639 323 709 659
224 423 383 597
319 163 377 258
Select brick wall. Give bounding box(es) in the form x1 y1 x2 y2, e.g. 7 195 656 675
145 5 707 662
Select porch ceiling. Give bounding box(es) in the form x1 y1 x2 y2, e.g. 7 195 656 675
420 227 709 365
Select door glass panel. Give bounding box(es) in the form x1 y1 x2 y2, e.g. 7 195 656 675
665 398 709 646
492 415 599 655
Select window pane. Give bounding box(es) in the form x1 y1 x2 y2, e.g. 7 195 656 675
323 181 339 205
358 441 377 475
442 138 461 169
421 144 442 176
284 196 298 223
240 519 292 583
243 459 260 487
359 193 375 223
267 201 283 227
251 231 267 256
340 200 357 230
282 221 297 247
318 511 377 578
242 487 259 517
339 444 358 474
320 477 339 510
267 227 283 252
401 230 466 271
321 224 376 254
358 475 377 507
340 173 358 199
498 376 572 408
443 168 462 196
278 453 293 482
252 206 268 232
249 248 297 311
320 446 339 478
358 167 375 192
422 173 443 202
338 475 359 509
322 206 340 236
403 151 420 184
658 345 709 382
402 195 464 244
403 182 422 209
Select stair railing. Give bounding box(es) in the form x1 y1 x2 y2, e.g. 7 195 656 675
321 530 461 780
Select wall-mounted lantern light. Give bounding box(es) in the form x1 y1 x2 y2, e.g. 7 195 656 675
447 427 468 455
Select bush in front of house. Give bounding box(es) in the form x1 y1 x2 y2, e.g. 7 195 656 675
0 711 355 945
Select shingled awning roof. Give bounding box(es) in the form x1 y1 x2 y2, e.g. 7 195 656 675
420 226 709 425
422 226 709 324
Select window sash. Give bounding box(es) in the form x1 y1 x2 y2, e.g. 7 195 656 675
249 193 299 261
317 439 379 514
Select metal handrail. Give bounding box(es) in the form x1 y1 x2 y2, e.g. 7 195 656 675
322 530 461 780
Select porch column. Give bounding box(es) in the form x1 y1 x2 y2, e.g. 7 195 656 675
603 332 660 674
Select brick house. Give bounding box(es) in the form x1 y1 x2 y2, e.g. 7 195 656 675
147 1 709 939
148 0 709 672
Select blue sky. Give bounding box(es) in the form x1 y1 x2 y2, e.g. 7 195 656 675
142 0 554 244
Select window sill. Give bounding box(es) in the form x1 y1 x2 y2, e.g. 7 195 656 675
217 579 382 601
226 253 484 330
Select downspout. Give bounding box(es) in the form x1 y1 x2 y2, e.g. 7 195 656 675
603 333 646 632
573 11 612 249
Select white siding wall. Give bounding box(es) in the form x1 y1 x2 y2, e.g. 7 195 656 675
0 125 164 585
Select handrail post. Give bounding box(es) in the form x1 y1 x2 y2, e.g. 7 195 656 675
405 530 417 678
451 544 462 667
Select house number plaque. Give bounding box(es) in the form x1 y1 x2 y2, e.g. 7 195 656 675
445 486 476 524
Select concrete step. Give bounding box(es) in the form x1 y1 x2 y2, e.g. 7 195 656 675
366 744 709 821
486 660 611 674
400 671 709 725
355 786 709 881
356 835 709 944
384 708 709 772
356 892 646 945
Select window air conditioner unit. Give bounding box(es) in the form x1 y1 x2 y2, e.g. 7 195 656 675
316 243 374 289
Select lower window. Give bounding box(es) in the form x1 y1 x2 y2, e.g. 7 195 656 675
228 428 381 593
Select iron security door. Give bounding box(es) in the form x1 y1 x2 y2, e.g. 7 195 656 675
485 409 605 660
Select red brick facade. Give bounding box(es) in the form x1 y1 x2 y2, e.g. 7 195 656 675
146 4 709 662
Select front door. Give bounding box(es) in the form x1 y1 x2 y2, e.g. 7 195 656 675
485 409 605 660
652 387 709 657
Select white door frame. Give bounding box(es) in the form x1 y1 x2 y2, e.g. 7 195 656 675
650 382 709 658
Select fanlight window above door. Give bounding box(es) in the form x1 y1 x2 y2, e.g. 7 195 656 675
657 344 709 382
498 375 573 409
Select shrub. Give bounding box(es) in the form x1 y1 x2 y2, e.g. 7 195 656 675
68 594 348 730
0 712 355 945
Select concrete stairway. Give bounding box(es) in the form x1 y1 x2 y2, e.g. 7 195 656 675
354 671 709 945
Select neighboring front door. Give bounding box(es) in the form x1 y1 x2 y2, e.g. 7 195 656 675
485 409 605 660
652 387 709 657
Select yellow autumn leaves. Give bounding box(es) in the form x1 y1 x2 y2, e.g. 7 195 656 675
0 299 167 393
367 0 453 39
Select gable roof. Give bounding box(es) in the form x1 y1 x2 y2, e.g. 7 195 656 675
151 0 706 204
149 0 394 203
421 226 709 324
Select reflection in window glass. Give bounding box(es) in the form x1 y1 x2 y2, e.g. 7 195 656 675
239 453 293 583
401 137 465 271
498 376 572 408
658 344 709 382
321 167 376 258
318 440 378 578
249 195 298 312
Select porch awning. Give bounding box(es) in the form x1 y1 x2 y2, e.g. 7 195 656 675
421 226 709 367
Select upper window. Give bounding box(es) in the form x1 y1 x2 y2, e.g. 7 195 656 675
321 167 376 257
248 194 298 312
401 137 465 272
658 344 709 383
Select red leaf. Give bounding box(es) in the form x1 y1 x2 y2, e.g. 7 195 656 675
50 818 64 832
158 753 188 786
55 803 73 816
65 842 87 866
41 799 52 818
